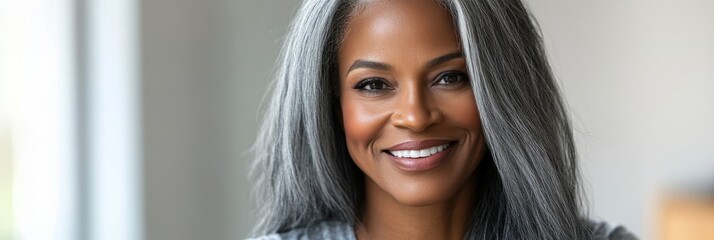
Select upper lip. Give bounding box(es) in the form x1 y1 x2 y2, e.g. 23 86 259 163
386 139 453 151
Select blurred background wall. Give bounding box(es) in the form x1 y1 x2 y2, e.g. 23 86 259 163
141 0 299 239
529 1 714 238
146 0 714 239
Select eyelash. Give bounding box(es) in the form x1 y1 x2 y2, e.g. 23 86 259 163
433 71 469 86
353 70 469 94
354 78 392 94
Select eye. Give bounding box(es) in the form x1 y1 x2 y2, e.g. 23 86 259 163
434 71 469 86
354 78 392 93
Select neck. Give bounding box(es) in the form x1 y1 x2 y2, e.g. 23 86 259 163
355 174 476 240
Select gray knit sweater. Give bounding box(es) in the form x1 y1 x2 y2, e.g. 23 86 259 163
249 219 638 240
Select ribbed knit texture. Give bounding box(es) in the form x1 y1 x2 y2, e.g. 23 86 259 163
250 220 357 240
248 218 638 240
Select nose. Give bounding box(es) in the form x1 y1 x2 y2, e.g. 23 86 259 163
390 84 443 132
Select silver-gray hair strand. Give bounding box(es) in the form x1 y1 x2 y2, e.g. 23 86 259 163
251 0 592 239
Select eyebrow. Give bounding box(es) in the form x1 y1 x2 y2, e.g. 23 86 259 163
348 60 391 73
347 51 464 74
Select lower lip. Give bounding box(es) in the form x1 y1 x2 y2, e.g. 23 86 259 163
385 144 453 172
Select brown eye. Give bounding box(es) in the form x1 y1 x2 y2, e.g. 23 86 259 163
354 78 391 92
434 71 468 86
364 81 386 90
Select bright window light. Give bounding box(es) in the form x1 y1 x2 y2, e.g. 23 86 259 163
0 0 77 239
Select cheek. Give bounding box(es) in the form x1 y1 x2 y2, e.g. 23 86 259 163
442 91 482 134
340 97 391 161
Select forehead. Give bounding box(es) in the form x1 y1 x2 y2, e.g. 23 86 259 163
338 0 461 70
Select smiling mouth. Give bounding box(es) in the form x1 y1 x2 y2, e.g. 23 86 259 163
383 141 456 172
385 141 455 158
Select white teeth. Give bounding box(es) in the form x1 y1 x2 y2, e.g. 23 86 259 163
389 143 450 158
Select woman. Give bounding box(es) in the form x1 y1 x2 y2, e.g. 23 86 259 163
251 0 636 239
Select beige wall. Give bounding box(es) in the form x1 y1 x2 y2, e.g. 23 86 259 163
529 1 714 238
141 0 300 239
141 0 714 239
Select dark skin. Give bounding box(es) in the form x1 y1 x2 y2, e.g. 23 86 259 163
337 0 488 239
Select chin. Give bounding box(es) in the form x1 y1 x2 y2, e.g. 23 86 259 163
394 195 449 207
387 179 464 207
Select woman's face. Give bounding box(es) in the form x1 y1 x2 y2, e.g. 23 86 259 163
338 0 487 206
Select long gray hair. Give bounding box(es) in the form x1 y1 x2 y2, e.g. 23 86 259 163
251 0 591 239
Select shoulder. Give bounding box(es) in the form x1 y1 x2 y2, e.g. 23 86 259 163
247 220 355 240
588 218 639 240
247 218 636 240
